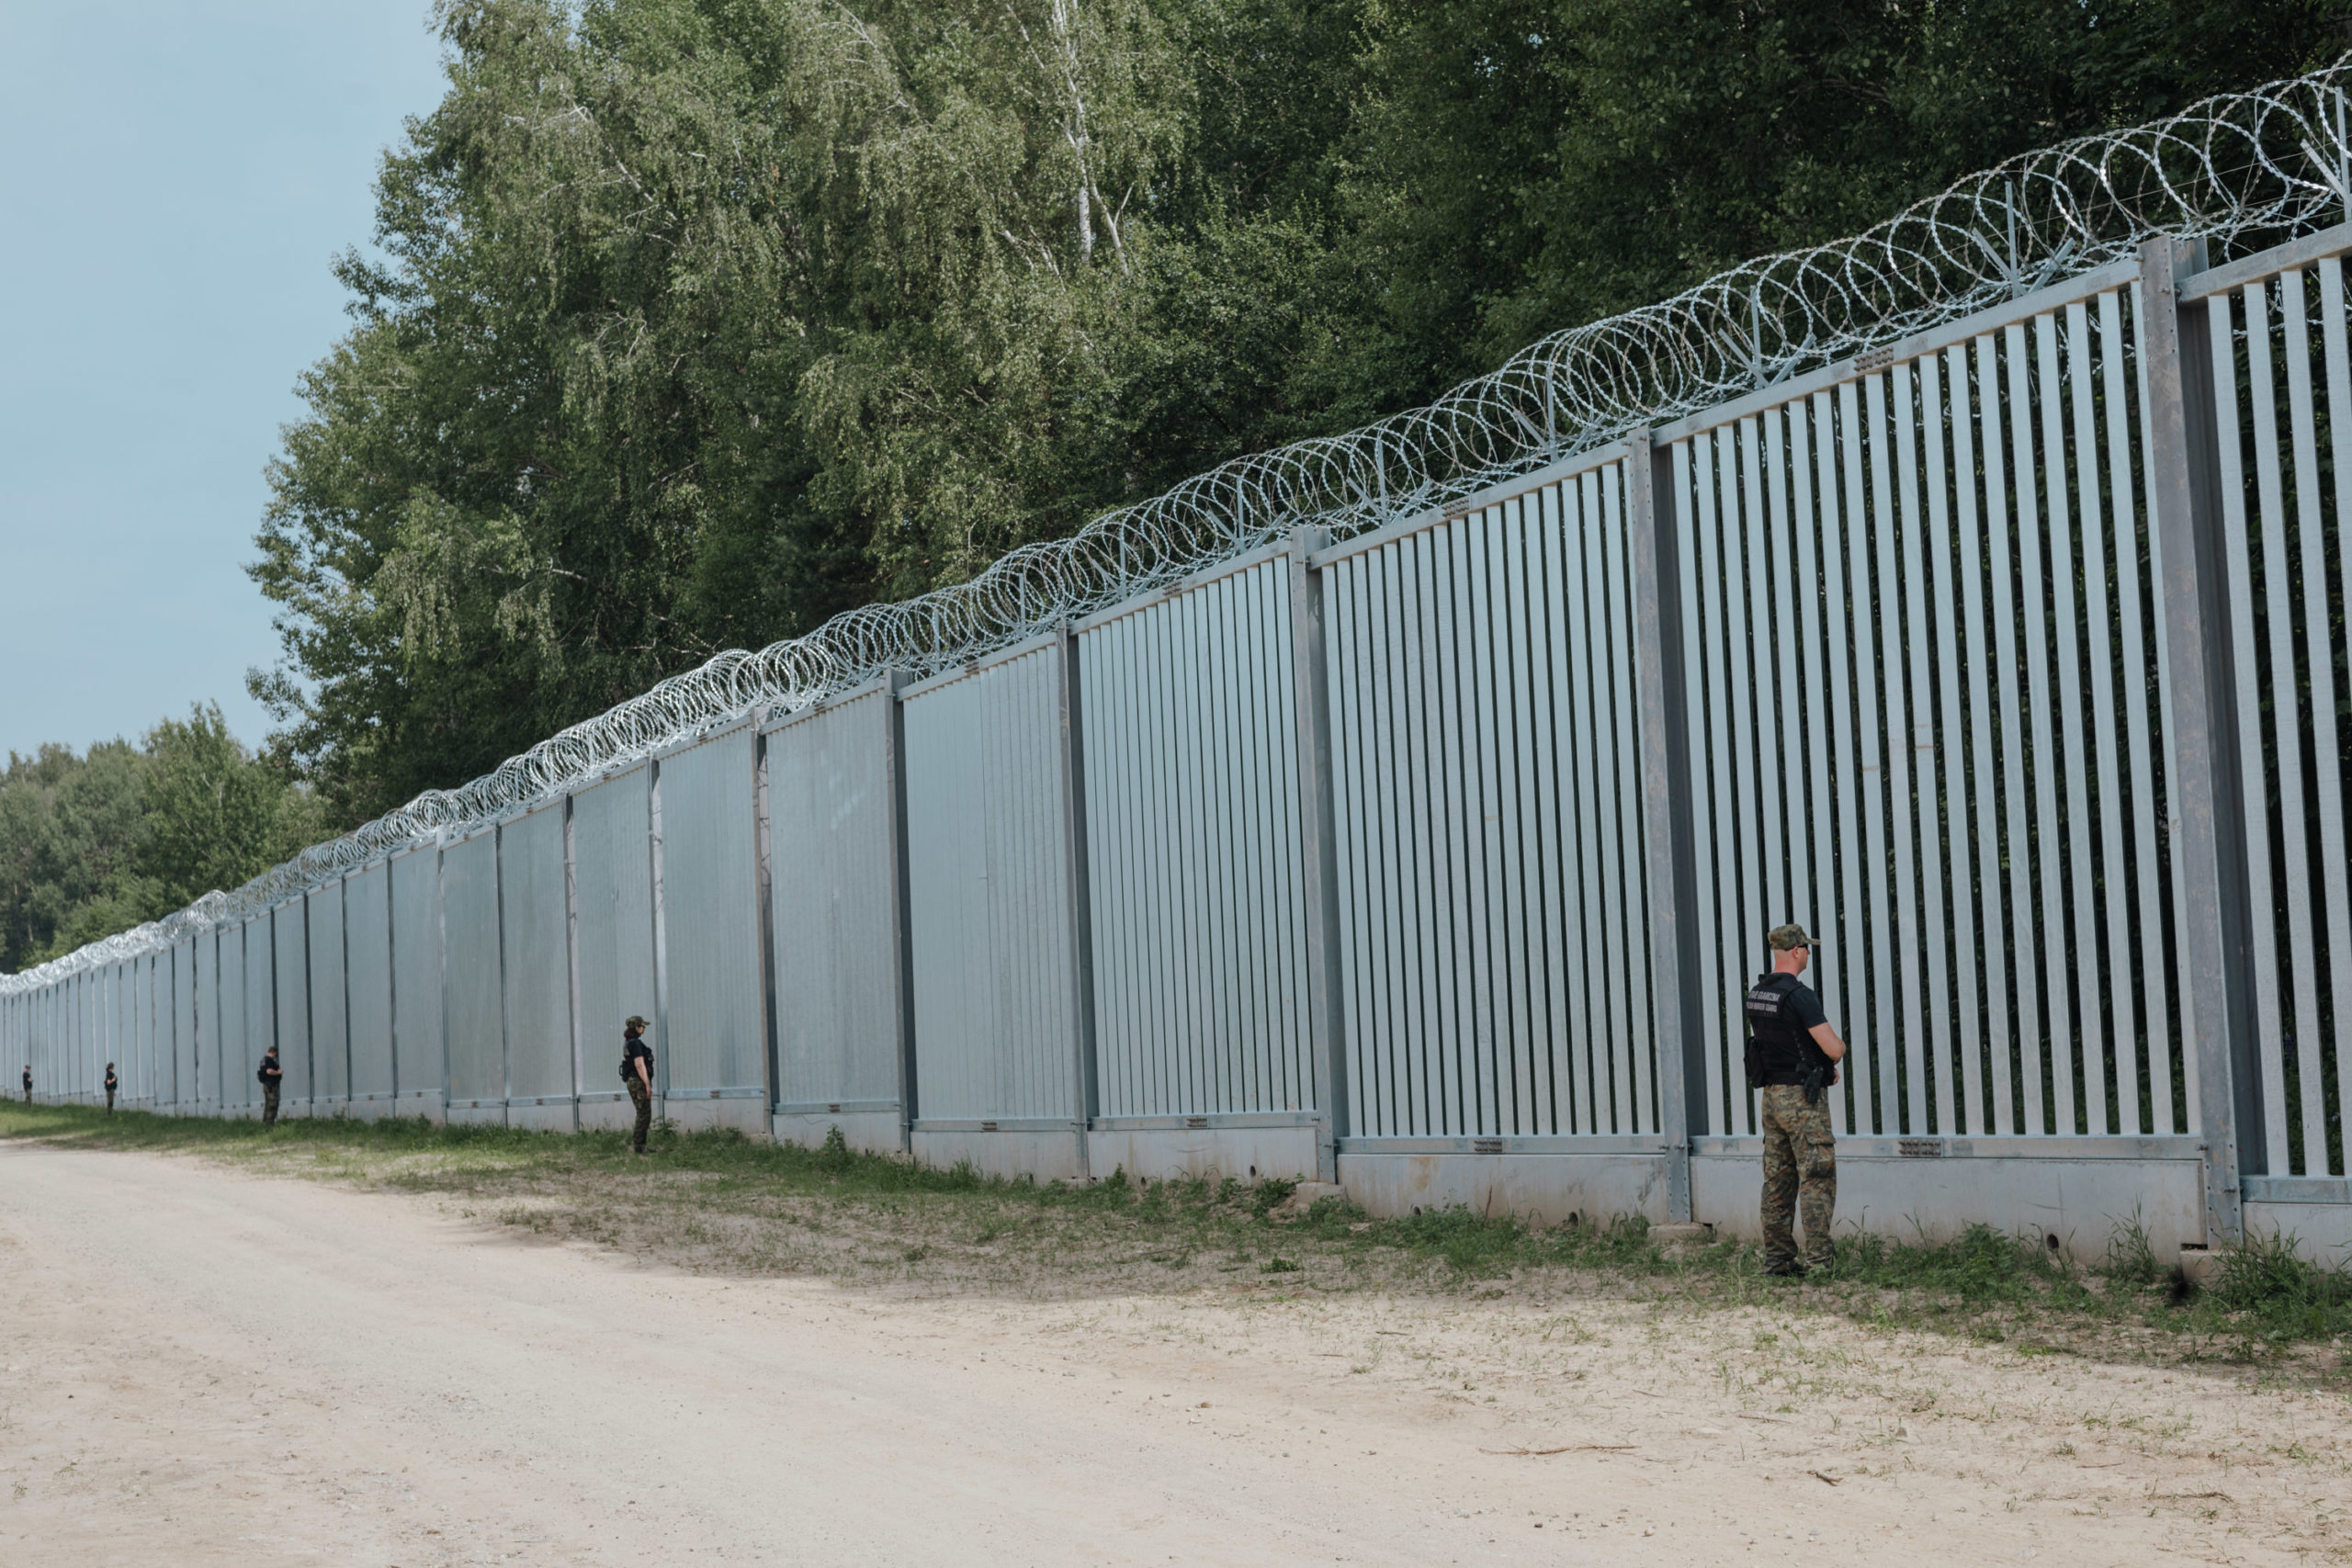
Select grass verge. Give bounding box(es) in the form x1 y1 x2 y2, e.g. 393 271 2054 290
6 1102 2346 1379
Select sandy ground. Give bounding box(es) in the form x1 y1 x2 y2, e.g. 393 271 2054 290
0 1144 2346 1566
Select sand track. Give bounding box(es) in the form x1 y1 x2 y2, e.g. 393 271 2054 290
0 1143 2344 1564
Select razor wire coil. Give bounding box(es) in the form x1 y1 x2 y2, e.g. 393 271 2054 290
9 61 2352 993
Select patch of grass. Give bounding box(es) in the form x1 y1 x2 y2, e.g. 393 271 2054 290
6 1101 2346 1375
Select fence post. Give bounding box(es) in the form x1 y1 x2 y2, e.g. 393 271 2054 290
884 671 920 1153
1056 623 1098 1179
1626 431 1703 1223
1288 525 1348 1184
2139 236 2253 1247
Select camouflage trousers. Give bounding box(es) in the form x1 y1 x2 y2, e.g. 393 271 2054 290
262 1084 280 1128
105 1088 115 1113
628 1077 652 1153
1759 1083 1836 1270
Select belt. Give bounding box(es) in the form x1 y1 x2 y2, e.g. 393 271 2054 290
1758 1070 1813 1087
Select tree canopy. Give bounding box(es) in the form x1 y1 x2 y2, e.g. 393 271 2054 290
220 0 2352 827
0 708 329 972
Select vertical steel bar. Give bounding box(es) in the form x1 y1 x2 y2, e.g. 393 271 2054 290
1717 427 1764 1134
1981 333 2041 1134
2316 257 2352 1172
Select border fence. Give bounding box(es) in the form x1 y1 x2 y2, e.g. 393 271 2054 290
7 66 2352 1263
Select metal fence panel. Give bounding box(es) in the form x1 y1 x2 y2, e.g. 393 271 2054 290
346 863 395 1107
217 921 248 1114
442 829 504 1114
306 883 348 1112
572 767 656 1103
1079 556 1315 1119
243 913 275 1108
1324 462 1657 1138
2209 258 2352 1179
655 728 765 1102
1666 278 2186 1139
196 930 223 1113
764 688 903 1111
273 901 312 1112
173 940 198 1110
903 639 1080 1123
390 844 444 1108
501 803 574 1111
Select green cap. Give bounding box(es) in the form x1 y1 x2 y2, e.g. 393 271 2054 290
626 1015 650 1029
1767 923 1817 953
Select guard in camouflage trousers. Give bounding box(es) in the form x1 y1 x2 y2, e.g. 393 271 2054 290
20 1065 30 1104
257 1044 284 1128
1745 925 1849 1276
104 1062 118 1113
620 1016 654 1155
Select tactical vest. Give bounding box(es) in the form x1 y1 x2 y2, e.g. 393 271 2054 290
1744 973 1826 1077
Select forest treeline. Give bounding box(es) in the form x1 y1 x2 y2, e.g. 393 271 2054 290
14 0 2350 969
0 710 329 973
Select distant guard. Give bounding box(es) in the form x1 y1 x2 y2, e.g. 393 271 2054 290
104 1062 118 1114
258 1044 285 1128
20 1064 29 1105
1745 925 1849 1276
621 1016 654 1156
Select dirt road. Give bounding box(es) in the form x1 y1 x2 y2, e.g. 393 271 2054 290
0 1143 2344 1566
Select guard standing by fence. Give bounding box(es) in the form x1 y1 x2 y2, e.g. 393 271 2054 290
104 1062 117 1114
257 1044 284 1128
621 1015 654 1155
20 1064 29 1104
1745 925 1848 1277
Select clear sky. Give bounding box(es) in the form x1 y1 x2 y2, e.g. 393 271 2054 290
0 2 448 761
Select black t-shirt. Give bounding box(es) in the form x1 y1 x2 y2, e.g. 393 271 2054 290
258 1055 284 1086
105 1069 118 1090
621 1036 653 1085
1747 973 1830 1072
20 1068 29 1089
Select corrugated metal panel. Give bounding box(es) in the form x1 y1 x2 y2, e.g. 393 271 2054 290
173 940 198 1110
764 687 903 1111
307 883 349 1111
571 767 657 1096
655 728 765 1099
501 804 573 1105
390 844 445 1105
346 863 395 1103
904 640 1081 1122
1326 466 1657 1138
273 902 312 1110
243 913 277 1104
1079 558 1314 1119
442 829 505 1112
